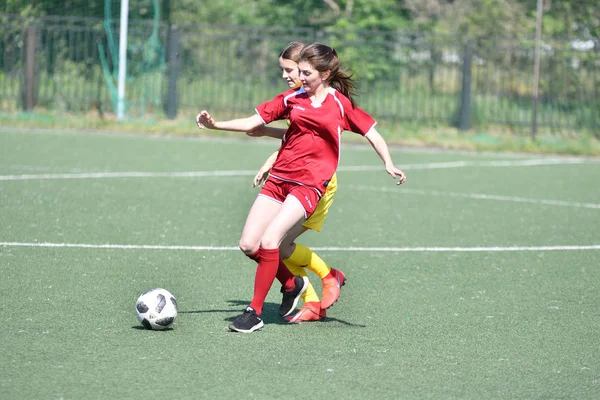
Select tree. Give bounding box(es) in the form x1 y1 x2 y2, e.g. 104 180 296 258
404 0 531 38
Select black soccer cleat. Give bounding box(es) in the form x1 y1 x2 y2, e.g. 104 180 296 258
228 306 264 333
279 275 309 317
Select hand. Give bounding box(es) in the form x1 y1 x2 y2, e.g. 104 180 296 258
253 164 271 188
386 164 407 185
196 110 216 130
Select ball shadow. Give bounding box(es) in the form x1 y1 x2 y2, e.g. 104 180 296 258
131 325 175 331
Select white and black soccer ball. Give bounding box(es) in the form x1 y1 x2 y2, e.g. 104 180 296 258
135 288 178 330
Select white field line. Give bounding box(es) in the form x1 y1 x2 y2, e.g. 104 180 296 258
1 242 600 252
0 170 257 181
352 185 600 210
339 158 595 172
1 158 596 181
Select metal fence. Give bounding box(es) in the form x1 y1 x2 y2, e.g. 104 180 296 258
1 14 598 135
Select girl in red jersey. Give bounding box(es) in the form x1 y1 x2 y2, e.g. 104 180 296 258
249 42 346 324
196 42 406 333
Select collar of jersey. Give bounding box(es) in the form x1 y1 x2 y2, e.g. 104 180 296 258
291 86 336 108
310 87 337 108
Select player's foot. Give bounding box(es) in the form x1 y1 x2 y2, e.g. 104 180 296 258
285 302 326 323
228 306 264 333
279 275 309 317
321 268 346 309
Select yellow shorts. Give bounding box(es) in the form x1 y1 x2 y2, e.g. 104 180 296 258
302 173 337 232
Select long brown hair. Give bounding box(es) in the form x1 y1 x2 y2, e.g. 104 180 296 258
279 41 305 63
298 42 357 107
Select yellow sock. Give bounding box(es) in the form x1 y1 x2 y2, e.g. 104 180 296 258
287 243 331 280
284 260 320 303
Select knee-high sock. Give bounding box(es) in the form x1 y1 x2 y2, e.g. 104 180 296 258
284 260 320 304
286 243 331 280
245 249 261 263
276 260 295 291
249 247 279 315
246 249 294 290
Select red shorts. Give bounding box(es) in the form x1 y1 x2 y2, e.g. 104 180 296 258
259 177 321 219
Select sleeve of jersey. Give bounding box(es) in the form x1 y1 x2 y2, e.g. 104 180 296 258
255 92 289 125
344 104 377 137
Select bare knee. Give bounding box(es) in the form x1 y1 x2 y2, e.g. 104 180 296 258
238 237 258 255
260 233 282 250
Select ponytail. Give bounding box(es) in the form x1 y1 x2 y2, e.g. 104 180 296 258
329 70 357 108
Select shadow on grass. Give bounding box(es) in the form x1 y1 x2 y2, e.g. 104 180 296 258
131 325 175 331
179 299 366 328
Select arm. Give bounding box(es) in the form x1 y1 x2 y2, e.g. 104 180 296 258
196 110 264 133
247 126 286 139
253 150 279 188
365 128 407 185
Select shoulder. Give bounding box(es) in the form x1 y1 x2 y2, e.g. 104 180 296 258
263 88 304 108
283 87 308 104
328 88 351 104
268 88 309 108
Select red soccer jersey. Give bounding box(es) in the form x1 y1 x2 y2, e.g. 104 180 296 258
255 87 376 196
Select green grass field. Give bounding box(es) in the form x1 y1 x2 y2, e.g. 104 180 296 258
1 128 599 399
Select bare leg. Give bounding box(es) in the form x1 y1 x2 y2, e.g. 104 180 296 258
261 195 307 250
247 195 307 315
237 194 294 287
238 195 282 255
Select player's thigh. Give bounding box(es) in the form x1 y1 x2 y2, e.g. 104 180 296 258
239 195 282 253
261 195 307 250
283 222 309 244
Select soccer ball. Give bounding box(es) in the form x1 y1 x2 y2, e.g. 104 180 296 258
135 288 178 330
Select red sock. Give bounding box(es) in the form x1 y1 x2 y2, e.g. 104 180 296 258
276 260 296 291
247 249 294 289
249 247 279 315
245 249 260 263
